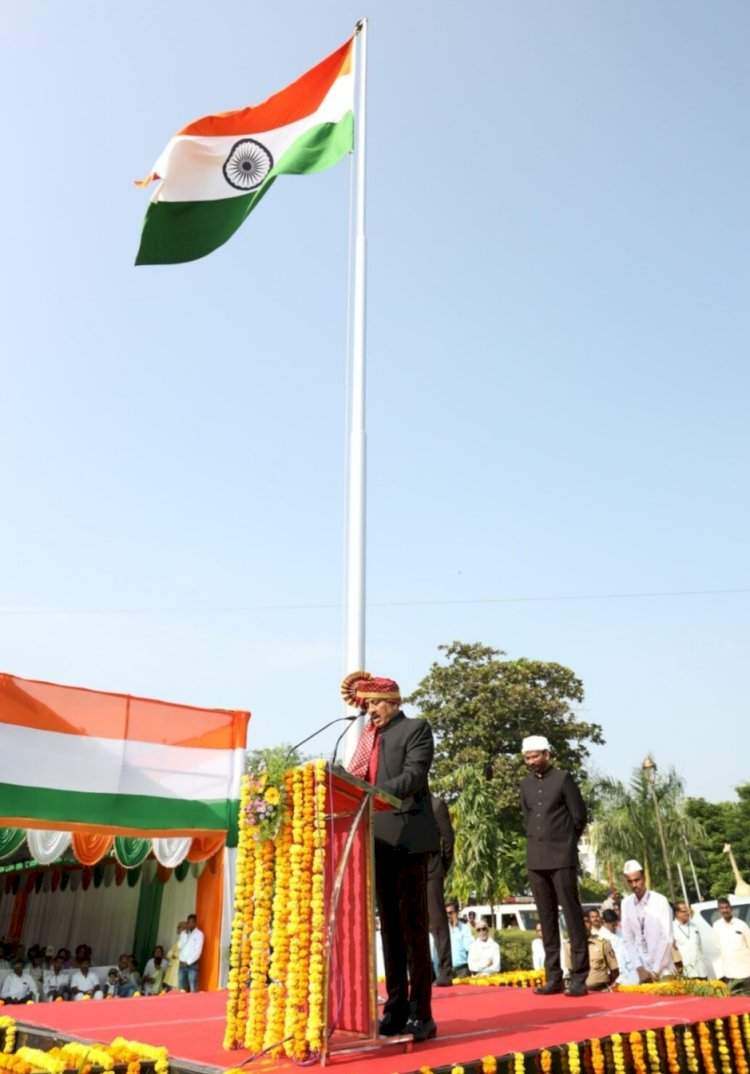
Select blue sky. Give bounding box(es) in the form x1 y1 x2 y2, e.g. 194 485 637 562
2 1 748 802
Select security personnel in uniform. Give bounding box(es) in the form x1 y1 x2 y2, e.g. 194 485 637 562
519 734 589 996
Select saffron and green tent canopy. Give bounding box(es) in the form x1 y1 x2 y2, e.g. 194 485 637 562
0 673 250 840
135 35 354 265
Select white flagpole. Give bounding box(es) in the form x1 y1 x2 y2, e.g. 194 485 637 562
341 17 368 764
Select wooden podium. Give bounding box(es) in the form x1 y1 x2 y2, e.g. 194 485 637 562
320 764 401 1064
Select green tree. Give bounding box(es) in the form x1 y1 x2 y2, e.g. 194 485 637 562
408 641 604 902
685 788 750 900
589 766 705 899
246 744 305 773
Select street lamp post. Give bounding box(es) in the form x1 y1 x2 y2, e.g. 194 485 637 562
642 754 676 903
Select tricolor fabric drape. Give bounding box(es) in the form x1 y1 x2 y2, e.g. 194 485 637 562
0 828 25 860
26 829 71 865
71 832 113 865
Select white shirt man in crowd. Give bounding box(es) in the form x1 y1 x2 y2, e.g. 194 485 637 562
70 958 103 1000
178 913 205 992
43 954 71 1001
712 897 750 982
467 922 501 976
531 923 546 971
672 901 707 978
600 909 638 984
620 859 675 981
0 958 38 1003
445 901 473 977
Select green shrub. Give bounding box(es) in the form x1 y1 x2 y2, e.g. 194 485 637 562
496 927 535 971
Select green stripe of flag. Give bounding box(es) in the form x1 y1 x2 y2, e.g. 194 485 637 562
136 112 353 266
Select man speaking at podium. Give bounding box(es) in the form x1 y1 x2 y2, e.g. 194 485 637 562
342 671 439 1043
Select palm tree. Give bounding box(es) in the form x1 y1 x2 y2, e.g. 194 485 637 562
589 766 704 897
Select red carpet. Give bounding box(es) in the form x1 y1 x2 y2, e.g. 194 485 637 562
14 986 750 1073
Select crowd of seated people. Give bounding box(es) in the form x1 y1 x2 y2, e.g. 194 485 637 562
0 940 173 1003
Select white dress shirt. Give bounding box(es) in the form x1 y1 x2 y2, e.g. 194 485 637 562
621 889 675 978
602 926 639 985
1 971 38 1001
531 936 545 971
712 916 750 979
70 968 101 996
43 968 70 999
468 937 501 975
672 920 707 977
179 926 205 965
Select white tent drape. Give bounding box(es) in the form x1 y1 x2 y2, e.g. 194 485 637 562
20 876 142 964
152 837 191 868
155 868 197 952
26 829 71 865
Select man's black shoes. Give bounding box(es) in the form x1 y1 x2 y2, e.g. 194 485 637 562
435 975 453 987
566 982 589 997
405 1017 438 1042
534 981 565 995
378 1014 407 1036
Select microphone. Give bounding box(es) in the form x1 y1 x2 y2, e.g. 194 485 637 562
331 713 364 769
284 715 358 765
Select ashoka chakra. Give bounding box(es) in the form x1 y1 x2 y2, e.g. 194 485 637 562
223 138 273 191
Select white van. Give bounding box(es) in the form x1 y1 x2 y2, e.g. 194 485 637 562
464 902 540 931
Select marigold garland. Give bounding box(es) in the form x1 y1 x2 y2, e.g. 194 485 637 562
224 761 330 1062
456 970 545 989
699 1021 719 1074
662 1025 680 1074
223 773 255 1049
0 1057 31 1074
482 1056 498 1074
590 1036 605 1074
715 1018 735 1074
617 979 728 997
0 1019 16 1056
611 1033 626 1074
629 1032 647 1074
682 1025 700 1074
729 1015 750 1074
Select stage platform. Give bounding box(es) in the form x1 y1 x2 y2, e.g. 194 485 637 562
12 986 750 1074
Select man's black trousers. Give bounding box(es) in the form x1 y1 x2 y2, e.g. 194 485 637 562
426 858 452 982
375 843 433 1023
528 866 590 985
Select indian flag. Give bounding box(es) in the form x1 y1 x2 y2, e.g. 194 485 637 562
135 36 354 265
0 674 250 837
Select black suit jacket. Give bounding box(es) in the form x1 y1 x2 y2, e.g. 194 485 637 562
520 766 587 870
373 712 439 855
428 795 455 877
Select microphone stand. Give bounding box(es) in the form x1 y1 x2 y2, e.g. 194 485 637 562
284 715 357 766
330 711 366 769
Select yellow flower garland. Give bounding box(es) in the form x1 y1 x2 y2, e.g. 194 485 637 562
224 761 329 1061
306 760 328 1054
663 1024 681 1074
729 1016 750 1074
611 1034 626 1074
698 1021 719 1074
456 969 545 988
14 1049 65 1074
683 1025 700 1074
0 1019 15 1056
629 1031 647 1074
223 773 254 1049
617 979 728 997
715 1018 734 1074
0 1056 31 1074
567 1041 581 1074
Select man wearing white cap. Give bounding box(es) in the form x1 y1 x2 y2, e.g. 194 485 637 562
519 735 590 996
620 860 674 981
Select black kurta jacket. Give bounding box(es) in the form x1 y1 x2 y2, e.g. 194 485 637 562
520 766 587 870
373 712 439 855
